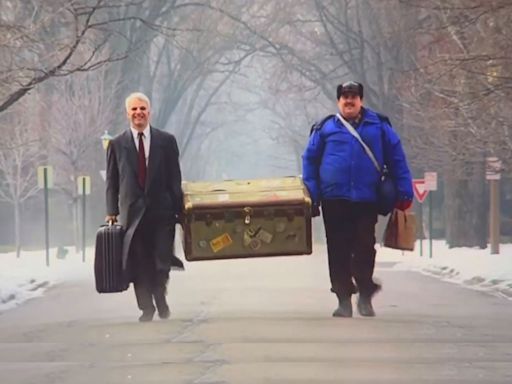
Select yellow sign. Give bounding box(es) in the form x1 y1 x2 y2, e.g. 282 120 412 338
77 176 91 195
210 233 233 253
37 166 54 188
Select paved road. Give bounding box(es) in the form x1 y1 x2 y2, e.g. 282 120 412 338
1 247 511 383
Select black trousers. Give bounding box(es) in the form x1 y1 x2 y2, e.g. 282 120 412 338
321 199 379 298
129 216 170 313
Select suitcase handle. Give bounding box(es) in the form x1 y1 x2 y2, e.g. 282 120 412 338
102 220 121 229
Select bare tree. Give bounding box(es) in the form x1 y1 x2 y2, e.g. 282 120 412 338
393 0 512 246
0 0 140 114
46 64 120 251
0 96 44 257
98 0 269 179
3 0 508 250
249 0 511 247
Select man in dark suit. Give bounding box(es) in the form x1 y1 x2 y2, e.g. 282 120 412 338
105 92 184 322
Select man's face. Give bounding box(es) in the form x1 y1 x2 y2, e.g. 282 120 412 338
126 98 150 130
338 93 362 119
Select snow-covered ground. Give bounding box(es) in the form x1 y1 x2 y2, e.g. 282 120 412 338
0 240 511 312
0 247 92 312
381 240 512 299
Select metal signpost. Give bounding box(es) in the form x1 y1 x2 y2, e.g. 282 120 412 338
77 176 91 262
424 172 438 259
486 157 501 254
37 166 54 266
412 179 429 256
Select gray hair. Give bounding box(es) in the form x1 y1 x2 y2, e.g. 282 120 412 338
125 92 151 111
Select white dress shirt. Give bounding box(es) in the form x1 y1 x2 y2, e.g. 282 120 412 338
130 125 150 166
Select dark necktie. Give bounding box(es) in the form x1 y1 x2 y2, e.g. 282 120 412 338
137 132 146 188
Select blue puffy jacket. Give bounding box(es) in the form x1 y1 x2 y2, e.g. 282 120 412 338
302 108 413 205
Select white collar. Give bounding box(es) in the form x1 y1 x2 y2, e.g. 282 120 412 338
130 125 150 138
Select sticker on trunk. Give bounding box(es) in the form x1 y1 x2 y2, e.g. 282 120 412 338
256 228 273 244
210 233 233 253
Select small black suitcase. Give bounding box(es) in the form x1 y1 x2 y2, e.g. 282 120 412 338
94 223 129 293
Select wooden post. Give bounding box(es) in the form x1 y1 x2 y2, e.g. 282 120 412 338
489 179 500 254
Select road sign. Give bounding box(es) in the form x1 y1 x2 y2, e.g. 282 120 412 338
424 172 438 191
37 166 54 188
413 179 429 203
77 176 91 195
486 157 502 180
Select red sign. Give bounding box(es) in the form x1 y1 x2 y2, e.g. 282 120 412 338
413 179 429 203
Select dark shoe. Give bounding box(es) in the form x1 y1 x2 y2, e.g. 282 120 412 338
333 297 353 318
154 292 170 319
158 305 170 319
357 296 375 317
357 283 381 317
138 309 155 322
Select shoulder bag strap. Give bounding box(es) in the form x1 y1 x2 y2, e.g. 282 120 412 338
336 113 381 173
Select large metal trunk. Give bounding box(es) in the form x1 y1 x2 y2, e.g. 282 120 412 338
182 176 312 261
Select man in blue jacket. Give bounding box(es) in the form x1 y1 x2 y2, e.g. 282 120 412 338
302 81 413 318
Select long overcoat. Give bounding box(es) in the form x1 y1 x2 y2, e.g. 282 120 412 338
106 127 183 276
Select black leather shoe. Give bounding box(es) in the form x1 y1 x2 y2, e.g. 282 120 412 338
333 297 353 318
138 310 155 322
155 293 170 320
357 296 375 317
158 305 170 319
357 283 381 317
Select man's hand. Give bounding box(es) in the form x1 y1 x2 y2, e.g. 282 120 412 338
395 200 412 211
311 204 321 217
105 215 117 224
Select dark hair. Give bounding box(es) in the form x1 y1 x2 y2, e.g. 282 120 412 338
337 81 363 99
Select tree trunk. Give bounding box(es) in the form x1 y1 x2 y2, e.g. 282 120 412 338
444 176 487 248
14 201 21 258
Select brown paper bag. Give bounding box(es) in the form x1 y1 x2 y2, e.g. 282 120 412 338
383 209 416 251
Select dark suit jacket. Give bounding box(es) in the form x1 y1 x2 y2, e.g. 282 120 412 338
106 127 183 273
